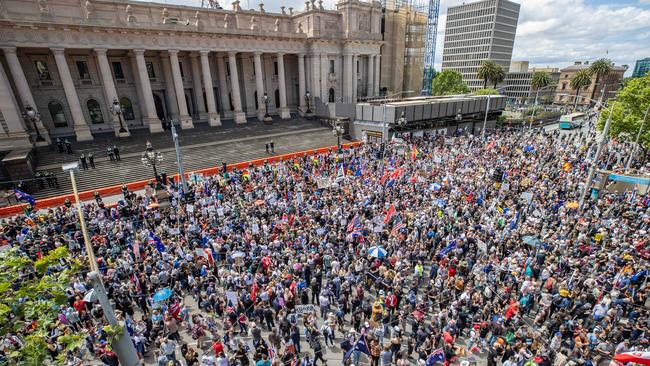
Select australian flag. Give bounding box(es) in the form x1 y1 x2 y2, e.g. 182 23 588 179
426 348 445 366
149 231 166 253
343 334 371 361
438 240 457 256
15 189 36 206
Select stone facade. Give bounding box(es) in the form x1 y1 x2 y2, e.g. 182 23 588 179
554 61 627 106
0 0 383 147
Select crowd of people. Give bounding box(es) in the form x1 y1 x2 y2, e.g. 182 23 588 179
1 125 649 366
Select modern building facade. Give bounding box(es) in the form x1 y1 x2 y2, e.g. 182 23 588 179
503 61 559 104
554 61 627 106
441 0 520 91
0 0 384 148
632 58 650 78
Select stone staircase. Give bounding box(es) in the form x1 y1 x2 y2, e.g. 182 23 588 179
32 119 344 199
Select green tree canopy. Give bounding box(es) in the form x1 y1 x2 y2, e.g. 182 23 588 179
531 71 553 91
588 58 613 100
475 88 500 95
491 64 506 89
597 73 650 151
0 247 84 364
570 69 592 108
429 70 470 96
477 60 498 89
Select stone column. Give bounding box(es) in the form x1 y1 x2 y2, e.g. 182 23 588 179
0 61 31 147
189 53 207 121
352 54 358 103
228 52 246 123
216 55 231 118
253 52 265 121
277 53 290 119
367 54 374 97
2 47 50 144
95 48 130 137
320 53 328 101
200 51 221 126
311 53 321 100
168 50 193 129
374 54 381 96
128 54 146 122
343 53 353 103
133 49 163 133
160 52 180 120
51 48 93 141
298 53 306 111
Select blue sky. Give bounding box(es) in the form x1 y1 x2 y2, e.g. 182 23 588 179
138 0 650 75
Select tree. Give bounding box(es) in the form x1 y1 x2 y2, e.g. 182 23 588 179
597 73 650 151
429 70 470 96
588 58 612 100
0 247 84 364
477 60 498 89
491 64 506 89
569 69 592 110
531 71 553 92
475 88 500 95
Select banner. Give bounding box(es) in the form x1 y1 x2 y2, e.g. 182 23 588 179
295 304 317 316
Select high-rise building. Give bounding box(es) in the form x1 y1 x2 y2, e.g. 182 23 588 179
503 62 560 104
441 0 520 91
632 58 650 78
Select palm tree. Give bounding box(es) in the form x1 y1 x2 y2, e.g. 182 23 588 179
588 58 612 101
491 64 505 89
531 71 552 91
477 60 497 89
569 69 592 110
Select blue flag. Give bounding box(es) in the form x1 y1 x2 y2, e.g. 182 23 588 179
426 349 445 366
343 334 371 361
14 189 36 206
149 231 165 253
438 241 456 256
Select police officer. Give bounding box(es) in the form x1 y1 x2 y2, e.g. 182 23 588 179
64 139 72 154
56 138 64 153
80 153 88 170
88 152 95 169
113 145 121 161
107 147 115 161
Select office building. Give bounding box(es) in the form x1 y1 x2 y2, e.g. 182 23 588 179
632 58 650 78
441 0 520 91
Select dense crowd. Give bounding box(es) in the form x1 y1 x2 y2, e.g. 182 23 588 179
1 125 649 366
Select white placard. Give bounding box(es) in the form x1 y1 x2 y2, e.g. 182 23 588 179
225 291 239 307
520 192 533 203
186 204 194 213
252 223 260 234
295 304 317 316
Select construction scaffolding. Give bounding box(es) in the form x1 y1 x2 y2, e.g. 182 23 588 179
380 0 437 95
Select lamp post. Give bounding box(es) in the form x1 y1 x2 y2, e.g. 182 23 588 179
170 122 188 194
261 92 270 119
479 87 507 140
528 85 556 130
62 162 99 274
141 141 163 183
22 103 45 142
332 123 344 152
305 91 312 114
625 104 650 173
109 98 128 133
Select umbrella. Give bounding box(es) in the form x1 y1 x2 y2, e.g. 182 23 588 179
232 251 246 259
613 352 650 365
83 289 97 302
522 235 543 248
152 288 173 302
368 246 387 258
147 203 160 209
255 200 265 206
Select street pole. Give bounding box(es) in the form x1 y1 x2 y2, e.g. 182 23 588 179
529 89 539 131
88 272 140 366
481 95 491 140
171 122 188 193
579 100 616 210
69 168 98 274
625 105 650 172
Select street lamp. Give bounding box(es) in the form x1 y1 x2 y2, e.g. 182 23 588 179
478 87 507 140
141 141 163 182
332 123 344 152
528 85 556 130
305 91 312 114
625 104 650 172
170 122 188 194
261 92 270 119
22 103 45 142
61 162 99 274
109 98 128 133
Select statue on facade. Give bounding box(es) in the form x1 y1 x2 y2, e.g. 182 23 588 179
161 8 169 23
37 0 50 15
250 16 257 31
297 22 304 34
274 18 280 32
84 0 94 19
223 13 230 28
125 4 136 23
194 11 202 28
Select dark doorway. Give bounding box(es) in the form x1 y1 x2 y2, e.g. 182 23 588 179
153 93 165 120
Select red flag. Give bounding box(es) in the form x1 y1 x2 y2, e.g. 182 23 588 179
409 174 417 183
379 171 390 185
390 168 404 179
384 204 396 224
251 283 258 303
204 248 214 266
486 140 496 151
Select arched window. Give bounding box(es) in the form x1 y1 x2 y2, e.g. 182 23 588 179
328 88 335 103
48 101 67 128
274 89 280 108
119 97 135 120
86 99 104 124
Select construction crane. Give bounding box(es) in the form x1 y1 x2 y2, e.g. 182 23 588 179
420 0 440 95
